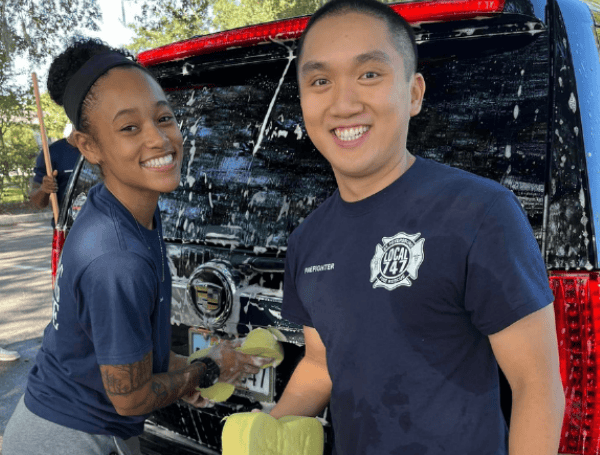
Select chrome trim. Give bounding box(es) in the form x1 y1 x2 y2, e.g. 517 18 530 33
142 421 220 455
57 155 85 229
186 261 236 329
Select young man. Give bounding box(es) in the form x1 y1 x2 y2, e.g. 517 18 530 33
29 129 80 225
269 1 565 454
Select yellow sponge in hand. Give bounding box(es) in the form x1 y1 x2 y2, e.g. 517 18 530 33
187 328 284 402
222 412 324 455
236 328 284 369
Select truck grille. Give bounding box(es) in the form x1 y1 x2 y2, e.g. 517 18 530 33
149 402 228 451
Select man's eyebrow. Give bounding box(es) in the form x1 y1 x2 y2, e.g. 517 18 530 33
113 100 172 122
300 60 328 75
300 50 392 76
354 50 392 66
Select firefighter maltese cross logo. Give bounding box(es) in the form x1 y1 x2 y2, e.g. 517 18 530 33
370 232 425 290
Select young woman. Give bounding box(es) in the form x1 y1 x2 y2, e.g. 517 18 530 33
2 38 268 455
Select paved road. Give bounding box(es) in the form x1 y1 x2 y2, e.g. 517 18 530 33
0 220 53 452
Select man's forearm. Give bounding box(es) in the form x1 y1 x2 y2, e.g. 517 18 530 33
29 187 50 209
270 356 332 419
508 380 565 455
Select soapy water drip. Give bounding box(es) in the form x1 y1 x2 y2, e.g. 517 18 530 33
252 40 296 157
237 39 297 251
185 139 197 188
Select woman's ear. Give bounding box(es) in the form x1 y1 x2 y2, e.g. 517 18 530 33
71 130 102 166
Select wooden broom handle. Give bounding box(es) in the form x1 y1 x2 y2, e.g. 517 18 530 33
32 72 59 225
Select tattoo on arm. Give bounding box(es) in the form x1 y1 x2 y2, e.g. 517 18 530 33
151 380 168 401
148 362 207 410
100 351 153 396
100 351 208 414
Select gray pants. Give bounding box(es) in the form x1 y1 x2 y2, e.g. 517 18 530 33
2 395 142 455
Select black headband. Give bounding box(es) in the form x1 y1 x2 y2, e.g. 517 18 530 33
63 52 142 130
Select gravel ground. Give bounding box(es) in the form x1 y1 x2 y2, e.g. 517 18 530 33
0 201 49 216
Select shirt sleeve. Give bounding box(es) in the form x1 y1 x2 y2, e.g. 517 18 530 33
281 235 314 328
464 191 554 335
33 150 46 184
78 252 157 365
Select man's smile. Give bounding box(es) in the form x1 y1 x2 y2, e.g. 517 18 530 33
332 125 371 141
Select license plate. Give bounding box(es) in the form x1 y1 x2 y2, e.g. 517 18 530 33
188 328 275 402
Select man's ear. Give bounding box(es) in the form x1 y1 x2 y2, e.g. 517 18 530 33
71 130 102 166
409 73 426 117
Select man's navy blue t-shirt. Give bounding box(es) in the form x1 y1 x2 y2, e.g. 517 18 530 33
24 183 172 439
33 138 80 205
282 157 554 455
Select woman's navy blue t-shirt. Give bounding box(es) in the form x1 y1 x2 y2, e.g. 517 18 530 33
282 157 554 455
25 183 172 439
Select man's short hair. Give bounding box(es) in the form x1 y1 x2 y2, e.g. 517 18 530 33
296 0 419 80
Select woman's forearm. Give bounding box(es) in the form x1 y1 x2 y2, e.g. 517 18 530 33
113 361 206 416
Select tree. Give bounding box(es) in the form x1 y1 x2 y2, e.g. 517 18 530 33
585 1 600 38
127 0 322 54
0 87 38 203
127 0 212 54
0 1 99 204
210 0 312 32
1 122 39 202
0 0 102 69
40 92 70 141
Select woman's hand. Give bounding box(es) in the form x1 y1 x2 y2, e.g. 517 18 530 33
181 389 212 408
206 339 273 386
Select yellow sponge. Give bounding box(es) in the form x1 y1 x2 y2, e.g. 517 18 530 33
188 328 284 402
222 412 324 455
237 328 284 369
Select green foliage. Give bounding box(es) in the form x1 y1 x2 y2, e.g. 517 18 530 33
127 0 322 54
0 88 39 203
127 0 211 54
2 123 39 201
0 0 100 203
1 186 24 204
0 0 102 68
40 92 69 141
587 0 600 36
210 0 309 31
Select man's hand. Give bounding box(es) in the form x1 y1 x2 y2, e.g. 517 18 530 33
29 170 58 210
41 170 58 194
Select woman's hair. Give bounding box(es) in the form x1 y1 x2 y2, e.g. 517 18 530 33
47 38 136 136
